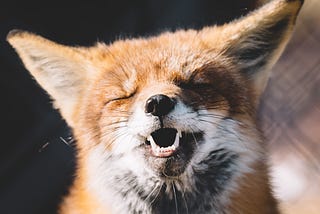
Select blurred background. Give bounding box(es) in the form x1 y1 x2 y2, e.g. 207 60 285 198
0 0 319 213
259 0 320 213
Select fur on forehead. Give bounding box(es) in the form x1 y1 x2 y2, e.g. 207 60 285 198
89 30 236 86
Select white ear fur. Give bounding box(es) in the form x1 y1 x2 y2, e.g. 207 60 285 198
7 30 89 126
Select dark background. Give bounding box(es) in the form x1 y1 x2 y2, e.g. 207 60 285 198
1 0 319 213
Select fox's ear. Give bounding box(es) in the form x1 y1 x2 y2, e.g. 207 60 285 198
203 0 303 101
7 30 90 126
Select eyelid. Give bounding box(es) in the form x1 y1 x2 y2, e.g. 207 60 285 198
105 91 136 105
177 79 211 89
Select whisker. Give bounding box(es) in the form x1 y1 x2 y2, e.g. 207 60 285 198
145 182 160 202
104 120 129 127
104 115 131 118
150 182 164 205
102 131 130 149
60 136 71 147
198 119 220 126
214 124 262 153
181 186 189 214
108 109 133 114
187 126 200 148
172 181 179 214
198 113 226 120
39 142 50 152
103 126 129 134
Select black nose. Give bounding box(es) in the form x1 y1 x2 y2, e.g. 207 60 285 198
145 94 175 117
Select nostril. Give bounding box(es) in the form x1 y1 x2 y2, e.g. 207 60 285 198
145 94 175 116
145 98 158 114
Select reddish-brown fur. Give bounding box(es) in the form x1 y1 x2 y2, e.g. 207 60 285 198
7 0 303 213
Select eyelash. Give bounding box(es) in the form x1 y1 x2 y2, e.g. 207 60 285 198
105 91 136 105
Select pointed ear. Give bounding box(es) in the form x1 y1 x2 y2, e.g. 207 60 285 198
203 0 303 101
7 30 90 126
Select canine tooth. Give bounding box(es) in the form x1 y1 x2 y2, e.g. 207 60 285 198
178 130 182 138
148 135 161 152
173 132 180 148
147 135 155 146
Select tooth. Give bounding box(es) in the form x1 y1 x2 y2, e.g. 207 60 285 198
148 135 156 147
148 132 180 156
173 132 180 148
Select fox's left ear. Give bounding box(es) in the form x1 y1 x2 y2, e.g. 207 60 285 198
203 0 303 101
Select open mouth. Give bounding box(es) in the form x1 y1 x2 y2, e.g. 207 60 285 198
145 128 203 176
145 128 183 158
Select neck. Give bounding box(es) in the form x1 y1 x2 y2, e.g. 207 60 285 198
60 148 278 214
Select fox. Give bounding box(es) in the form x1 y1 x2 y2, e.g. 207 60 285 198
7 0 303 213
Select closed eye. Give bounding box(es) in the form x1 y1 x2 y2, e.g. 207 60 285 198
105 91 136 105
177 81 212 90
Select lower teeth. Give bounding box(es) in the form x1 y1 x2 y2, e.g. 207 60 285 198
146 130 181 155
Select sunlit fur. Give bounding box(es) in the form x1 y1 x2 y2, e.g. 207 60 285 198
7 0 303 213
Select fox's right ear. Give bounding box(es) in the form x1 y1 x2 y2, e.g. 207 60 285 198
7 30 91 126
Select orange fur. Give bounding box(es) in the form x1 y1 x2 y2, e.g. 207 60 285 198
7 0 303 213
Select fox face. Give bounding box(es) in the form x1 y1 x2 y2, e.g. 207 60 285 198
95 34 251 178
76 36 256 213
8 0 303 213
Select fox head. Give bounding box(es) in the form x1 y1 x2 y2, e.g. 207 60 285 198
8 0 303 213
